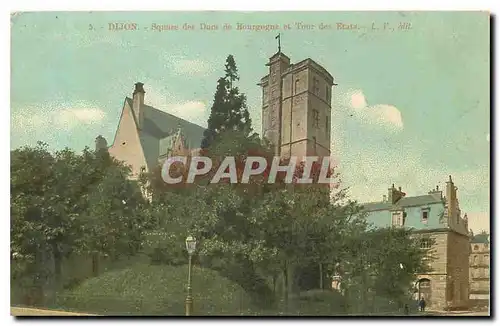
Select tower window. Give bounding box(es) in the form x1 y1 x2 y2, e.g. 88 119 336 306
312 109 320 128
295 79 300 94
313 77 320 95
325 85 330 101
326 116 329 132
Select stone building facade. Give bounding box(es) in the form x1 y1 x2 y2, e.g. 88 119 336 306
258 51 335 160
362 176 470 310
469 234 490 303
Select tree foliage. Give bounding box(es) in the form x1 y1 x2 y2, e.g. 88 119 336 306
201 55 252 149
11 142 151 303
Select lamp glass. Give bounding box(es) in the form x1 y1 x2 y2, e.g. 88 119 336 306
186 236 197 254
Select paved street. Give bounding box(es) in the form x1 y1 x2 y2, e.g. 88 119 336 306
11 306 490 317
425 310 490 317
11 307 95 316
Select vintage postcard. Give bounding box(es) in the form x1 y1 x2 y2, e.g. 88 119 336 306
10 11 490 317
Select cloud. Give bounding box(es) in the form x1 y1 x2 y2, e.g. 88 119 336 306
168 57 215 77
11 102 106 131
337 89 404 132
55 108 106 128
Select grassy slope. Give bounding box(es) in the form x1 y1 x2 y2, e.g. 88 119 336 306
55 263 255 316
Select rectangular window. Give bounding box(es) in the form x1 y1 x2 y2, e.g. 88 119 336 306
313 77 320 95
392 211 403 227
312 109 320 128
422 211 428 223
420 238 432 249
326 116 329 132
421 208 430 224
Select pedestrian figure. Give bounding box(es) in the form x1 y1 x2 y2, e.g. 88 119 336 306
404 304 409 315
418 297 426 312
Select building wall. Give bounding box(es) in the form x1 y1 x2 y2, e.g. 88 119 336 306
414 232 447 310
306 69 331 156
261 54 291 156
262 55 332 161
108 102 148 179
446 231 470 308
365 202 446 230
469 242 490 300
414 231 469 310
281 69 309 159
365 199 471 310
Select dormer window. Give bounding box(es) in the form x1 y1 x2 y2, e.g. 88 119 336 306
421 208 430 224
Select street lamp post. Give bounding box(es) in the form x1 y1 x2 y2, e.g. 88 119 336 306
185 236 197 316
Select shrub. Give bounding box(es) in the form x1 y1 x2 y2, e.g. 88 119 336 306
54 263 256 316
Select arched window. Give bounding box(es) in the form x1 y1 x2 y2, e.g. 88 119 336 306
419 279 431 288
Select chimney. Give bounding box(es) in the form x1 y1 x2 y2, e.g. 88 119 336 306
445 175 458 224
95 135 108 151
388 184 404 204
428 184 443 198
133 82 145 129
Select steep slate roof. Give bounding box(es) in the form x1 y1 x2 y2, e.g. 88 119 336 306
471 233 490 244
124 97 206 170
362 193 444 212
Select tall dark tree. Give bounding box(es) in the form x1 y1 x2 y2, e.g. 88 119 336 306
201 55 253 149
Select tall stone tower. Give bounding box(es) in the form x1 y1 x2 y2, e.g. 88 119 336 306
259 51 335 160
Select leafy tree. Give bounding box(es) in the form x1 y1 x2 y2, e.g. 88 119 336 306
338 227 434 314
201 55 252 149
11 142 151 303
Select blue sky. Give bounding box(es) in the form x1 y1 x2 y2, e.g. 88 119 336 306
10 11 490 232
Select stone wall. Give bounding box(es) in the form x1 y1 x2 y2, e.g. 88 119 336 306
416 232 447 310
447 231 470 309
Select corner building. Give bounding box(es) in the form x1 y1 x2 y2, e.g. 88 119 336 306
362 177 470 310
